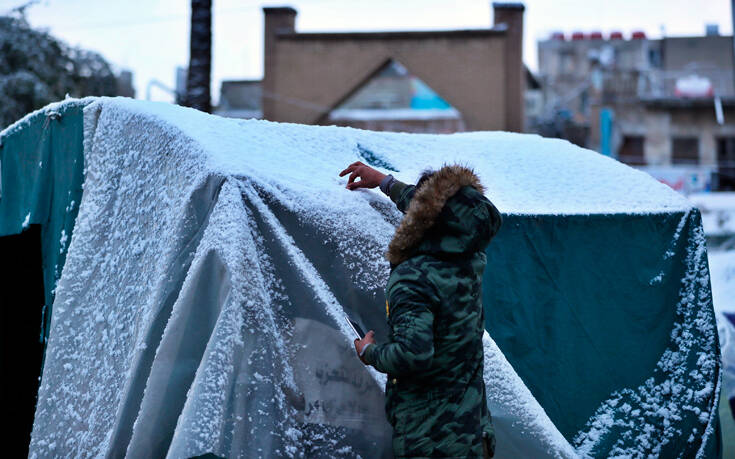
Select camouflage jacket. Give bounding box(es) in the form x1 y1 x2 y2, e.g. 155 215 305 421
363 165 502 458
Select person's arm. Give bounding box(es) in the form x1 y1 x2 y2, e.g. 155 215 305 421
339 162 415 213
361 279 436 375
386 180 415 214
378 174 415 214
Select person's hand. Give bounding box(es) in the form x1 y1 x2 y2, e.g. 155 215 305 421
354 330 375 365
339 161 387 190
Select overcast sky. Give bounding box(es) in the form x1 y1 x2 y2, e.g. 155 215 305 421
3 0 733 104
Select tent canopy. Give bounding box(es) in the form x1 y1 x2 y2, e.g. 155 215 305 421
0 97 719 458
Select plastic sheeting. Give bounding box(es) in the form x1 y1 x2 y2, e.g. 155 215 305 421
11 97 718 457
28 99 574 458
0 99 87 345
485 213 721 457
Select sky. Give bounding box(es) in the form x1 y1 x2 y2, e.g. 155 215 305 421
3 0 733 104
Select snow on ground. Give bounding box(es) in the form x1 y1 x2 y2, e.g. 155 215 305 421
689 192 735 237
691 191 735 455
689 192 735 349
710 250 735 317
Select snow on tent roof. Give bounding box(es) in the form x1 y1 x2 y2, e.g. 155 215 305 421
16 98 717 458
104 97 690 216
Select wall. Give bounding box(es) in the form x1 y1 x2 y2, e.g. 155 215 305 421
262 4 525 132
643 105 735 166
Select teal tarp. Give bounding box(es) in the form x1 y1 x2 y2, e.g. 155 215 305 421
3 99 721 457
0 101 87 346
484 211 721 457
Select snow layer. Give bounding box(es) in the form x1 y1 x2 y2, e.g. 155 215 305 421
0 96 96 140
688 192 735 237
710 250 735 317
329 107 462 121
27 98 700 458
106 97 690 216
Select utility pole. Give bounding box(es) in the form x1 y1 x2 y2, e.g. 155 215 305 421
732 0 735 92
184 0 212 113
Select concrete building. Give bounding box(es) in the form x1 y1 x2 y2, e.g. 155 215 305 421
325 59 466 134
262 3 525 132
115 70 135 99
216 3 526 134
537 27 735 191
216 80 262 119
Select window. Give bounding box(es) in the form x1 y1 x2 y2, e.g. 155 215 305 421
717 137 735 190
619 136 645 165
648 49 662 68
672 137 699 164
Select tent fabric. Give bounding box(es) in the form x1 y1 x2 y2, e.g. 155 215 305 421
27 99 573 458
0 99 88 346
485 212 721 457
5 97 717 457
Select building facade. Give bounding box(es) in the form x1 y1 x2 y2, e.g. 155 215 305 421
538 28 735 191
258 3 525 133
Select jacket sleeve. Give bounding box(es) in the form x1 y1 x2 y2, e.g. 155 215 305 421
388 180 416 214
363 278 436 375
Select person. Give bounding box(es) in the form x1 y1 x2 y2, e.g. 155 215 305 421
338 161 502 458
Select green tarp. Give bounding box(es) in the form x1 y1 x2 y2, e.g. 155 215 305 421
485 211 721 456
0 101 87 346
2 99 721 457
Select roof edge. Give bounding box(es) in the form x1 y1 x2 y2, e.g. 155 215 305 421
262 6 297 15
276 28 507 41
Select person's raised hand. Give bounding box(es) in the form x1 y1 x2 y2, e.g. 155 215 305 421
354 330 375 365
339 161 387 191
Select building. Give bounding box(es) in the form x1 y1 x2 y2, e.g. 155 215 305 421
115 70 135 98
216 2 528 134
537 27 735 191
216 80 262 119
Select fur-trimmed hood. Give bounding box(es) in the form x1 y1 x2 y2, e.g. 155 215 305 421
386 165 502 266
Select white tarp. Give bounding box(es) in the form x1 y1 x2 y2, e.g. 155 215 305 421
29 97 693 458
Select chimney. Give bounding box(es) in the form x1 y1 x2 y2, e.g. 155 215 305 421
263 7 297 120
493 2 525 132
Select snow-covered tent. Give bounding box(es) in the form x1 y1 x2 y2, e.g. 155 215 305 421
0 97 721 458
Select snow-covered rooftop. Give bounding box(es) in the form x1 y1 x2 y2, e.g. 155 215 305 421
98 97 691 216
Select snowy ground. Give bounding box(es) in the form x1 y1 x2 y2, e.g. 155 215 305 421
688 192 735 319
710 249 735 318
687 192 735 317
710 248 735 454
689 192 735 240
689 193 735 450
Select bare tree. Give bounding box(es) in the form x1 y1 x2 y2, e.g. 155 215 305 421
184 0 211 112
